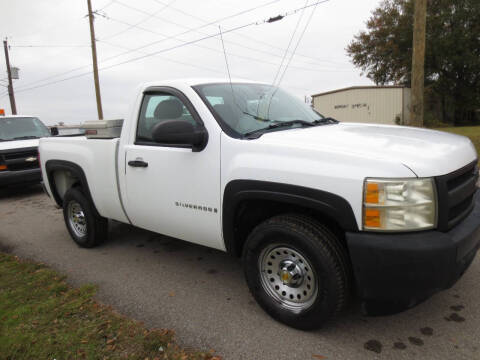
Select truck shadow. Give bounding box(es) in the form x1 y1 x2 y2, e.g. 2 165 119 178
0 184 44 200
106 220 477 357
107 220 237 268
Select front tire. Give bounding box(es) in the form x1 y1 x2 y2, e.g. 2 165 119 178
242 214 351 330
63 187 108 248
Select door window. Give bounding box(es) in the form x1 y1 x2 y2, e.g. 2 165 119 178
136 93 196 142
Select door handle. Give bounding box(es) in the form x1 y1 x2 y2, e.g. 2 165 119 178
128 159 148 168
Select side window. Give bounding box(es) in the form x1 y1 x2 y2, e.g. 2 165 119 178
136 93 196 142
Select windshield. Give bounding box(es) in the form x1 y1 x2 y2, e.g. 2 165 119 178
194 83 329 137
0 117 51 141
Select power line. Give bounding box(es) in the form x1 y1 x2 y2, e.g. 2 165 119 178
272 0 309 86
97 14 343 74
100 0 281 59
151 0 347 67
14 0 286 91
14 61 92 91
100 0 346 71
98 39 317 94
100 39 225 75
14 19 261 94
97 0 116 11
10 45 90 48
276 0 321 87
94 0 333 73
14 0 332 94
266 0 321 117
100 0 177 41
150 0 283 31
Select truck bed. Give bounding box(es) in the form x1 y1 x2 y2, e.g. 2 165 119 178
39 136 128 223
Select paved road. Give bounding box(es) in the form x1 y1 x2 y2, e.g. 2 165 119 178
1 185 479 360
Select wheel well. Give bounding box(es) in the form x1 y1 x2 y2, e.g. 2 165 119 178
231 199 346 257
51 169 81 206
45 160 103 219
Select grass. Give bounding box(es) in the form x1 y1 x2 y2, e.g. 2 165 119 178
434 126 480 160
0 252 219 360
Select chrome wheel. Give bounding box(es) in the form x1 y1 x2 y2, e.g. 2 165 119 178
67 200 87 237
259 245 318 312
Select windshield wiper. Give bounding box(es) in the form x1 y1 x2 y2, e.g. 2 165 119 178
12 135 41 140
244 120 315 138
312 117 338 124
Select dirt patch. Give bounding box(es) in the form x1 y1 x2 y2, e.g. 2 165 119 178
445 313 466 322
408 337 424 346
364 339 382 353
420 327 434 336
0 239 14 254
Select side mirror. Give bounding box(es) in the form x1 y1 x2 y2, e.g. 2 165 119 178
151 119 208 152
50 126 59 136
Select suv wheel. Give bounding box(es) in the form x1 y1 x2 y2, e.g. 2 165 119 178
242 214 351 330
63 187 108 248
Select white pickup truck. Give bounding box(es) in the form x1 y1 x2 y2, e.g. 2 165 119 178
40 79 480 329
0 115 57 187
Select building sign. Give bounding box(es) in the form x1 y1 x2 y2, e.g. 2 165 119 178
352 103 368 109
334 103 369 109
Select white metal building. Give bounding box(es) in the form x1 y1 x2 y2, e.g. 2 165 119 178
312 86 411 125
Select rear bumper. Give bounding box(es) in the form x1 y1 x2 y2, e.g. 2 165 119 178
346 190 480 314
0 168 42 186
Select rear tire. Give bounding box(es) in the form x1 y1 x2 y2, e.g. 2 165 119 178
242 214 351 330
63 187 108 248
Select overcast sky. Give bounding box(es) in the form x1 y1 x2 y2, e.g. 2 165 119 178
0 0 380 125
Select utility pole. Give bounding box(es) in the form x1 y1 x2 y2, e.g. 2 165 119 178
410 0 427 127
3 39 17 115
87 0 103 120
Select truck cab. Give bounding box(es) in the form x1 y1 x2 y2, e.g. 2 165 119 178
39 79 480 329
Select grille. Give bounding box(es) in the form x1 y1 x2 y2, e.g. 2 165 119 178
435 160 478 231
0 147 39 171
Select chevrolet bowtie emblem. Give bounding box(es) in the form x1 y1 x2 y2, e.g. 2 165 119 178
25 156 37 162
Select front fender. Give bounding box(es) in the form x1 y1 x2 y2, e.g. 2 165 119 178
222 180 358 255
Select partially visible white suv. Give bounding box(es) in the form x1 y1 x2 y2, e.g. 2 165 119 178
39 79 480 329
0 115 56 187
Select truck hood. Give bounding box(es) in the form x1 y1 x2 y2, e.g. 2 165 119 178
0 139 40 151
259 123 477 177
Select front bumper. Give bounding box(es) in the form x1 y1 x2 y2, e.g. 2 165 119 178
0 168 42 186
346 190 480 314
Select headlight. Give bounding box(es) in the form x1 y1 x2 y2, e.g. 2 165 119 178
363 178 437 231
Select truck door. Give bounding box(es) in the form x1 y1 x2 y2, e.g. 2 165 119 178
122 88 223 250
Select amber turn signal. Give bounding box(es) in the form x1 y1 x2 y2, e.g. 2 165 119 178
365 182 379 204
364 209 381 228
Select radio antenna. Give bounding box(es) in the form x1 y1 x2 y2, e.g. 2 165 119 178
219 26 236 99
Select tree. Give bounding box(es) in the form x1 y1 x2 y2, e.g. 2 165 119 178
346 0 480 125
